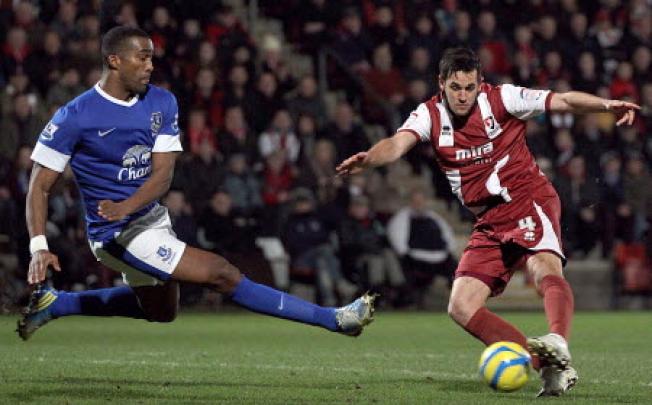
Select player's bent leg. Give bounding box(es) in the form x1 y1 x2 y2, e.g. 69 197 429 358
448 276 491 326
451 276 536 366
171 246 377 336
525 252 574 372
133 280 179 323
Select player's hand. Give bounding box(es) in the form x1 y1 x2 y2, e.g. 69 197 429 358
98 200 130 221
28 250 61 285
336 152 369 177
605 100 641 126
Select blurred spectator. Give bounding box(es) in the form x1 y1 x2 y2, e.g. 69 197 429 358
286 75 327 128
197 190 255 255
330 8 373 74
25 31 66 95
399 79 429 119
631 46 652 84
554 156 600 257
191 68 224 129
512 25 537 68
295 113 319 166
258 109 300 163
176 138 224 214
46 67 84 107
402 47 435 94
218 105 259 164
163 190 198 246
535 15 559 59
261 151 295 236
477 10 509 75
367 5 402 51
575 115 610 179
222 153 263 216
250 72 285 133
293 0 338 56
0 94 45 159
362 43 406 125
223 64 256 118
609 61 638 101
321 101 370 163
623 153 651 242
281 188 356 306
572 51 602 94
337 195 405 297
404 15 439 64
600 152 627 257
186 108 216 155
2 26 30 78
387 189 457 307
443 11 479 50
146 6 176 57
205 5 251 68
174 18 202 61
296 139 342 206
553 129 576 174
562 12 600 63
260 34 296 94
50 0 79 40
536 50 570 88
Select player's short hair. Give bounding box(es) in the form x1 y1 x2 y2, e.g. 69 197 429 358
101 26 150 66
439 47 481 80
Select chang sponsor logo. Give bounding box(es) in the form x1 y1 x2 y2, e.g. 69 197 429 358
117 145 152 181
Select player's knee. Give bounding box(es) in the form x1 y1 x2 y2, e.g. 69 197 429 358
447 297 475 325
528 254 563 290
205 255 242 293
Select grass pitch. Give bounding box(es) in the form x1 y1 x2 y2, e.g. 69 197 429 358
1 311 651 404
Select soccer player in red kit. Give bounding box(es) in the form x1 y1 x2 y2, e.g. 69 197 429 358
336 48 639 396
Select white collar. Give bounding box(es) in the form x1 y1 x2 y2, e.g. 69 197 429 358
94 83 139 107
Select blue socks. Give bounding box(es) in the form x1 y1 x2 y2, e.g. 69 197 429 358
231 277 338 331
50 286 145 319
47 278 339 332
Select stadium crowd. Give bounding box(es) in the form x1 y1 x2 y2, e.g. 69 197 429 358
1 0 651 309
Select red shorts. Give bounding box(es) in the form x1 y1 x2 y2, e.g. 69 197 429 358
456 183 565 296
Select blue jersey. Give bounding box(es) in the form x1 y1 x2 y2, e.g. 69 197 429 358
31 83 182 242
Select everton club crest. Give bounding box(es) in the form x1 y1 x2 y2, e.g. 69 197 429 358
151 112 162 135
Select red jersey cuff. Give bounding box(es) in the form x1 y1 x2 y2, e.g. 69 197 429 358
398 128 421 142
545 91 554 111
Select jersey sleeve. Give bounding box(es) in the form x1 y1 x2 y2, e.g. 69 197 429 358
397 103 431 142
500 84 552 120
153 93 183 153
31 105 81 172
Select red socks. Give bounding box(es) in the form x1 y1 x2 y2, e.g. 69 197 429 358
465 307 528 348
538 275 574 340
465 308 541 370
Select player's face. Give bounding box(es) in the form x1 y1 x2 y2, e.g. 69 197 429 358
118 37 154 94
440 70 480 117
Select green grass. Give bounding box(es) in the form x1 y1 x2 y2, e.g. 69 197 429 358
1 312 651 404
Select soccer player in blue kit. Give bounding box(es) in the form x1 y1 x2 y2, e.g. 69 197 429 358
17 26 375 340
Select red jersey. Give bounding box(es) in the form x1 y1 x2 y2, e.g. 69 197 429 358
399 83 553 213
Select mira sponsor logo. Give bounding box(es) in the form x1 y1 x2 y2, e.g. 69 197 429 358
117 145 152 181
455 142 494 161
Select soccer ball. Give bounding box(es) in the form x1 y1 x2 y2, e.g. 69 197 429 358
479 341 531 392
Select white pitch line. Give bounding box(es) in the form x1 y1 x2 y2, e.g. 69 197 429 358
27 357 652 388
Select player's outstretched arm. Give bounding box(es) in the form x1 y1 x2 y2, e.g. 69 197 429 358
336 131 417 177
549 92 640 126
98 152 180 221
26 163 62 284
